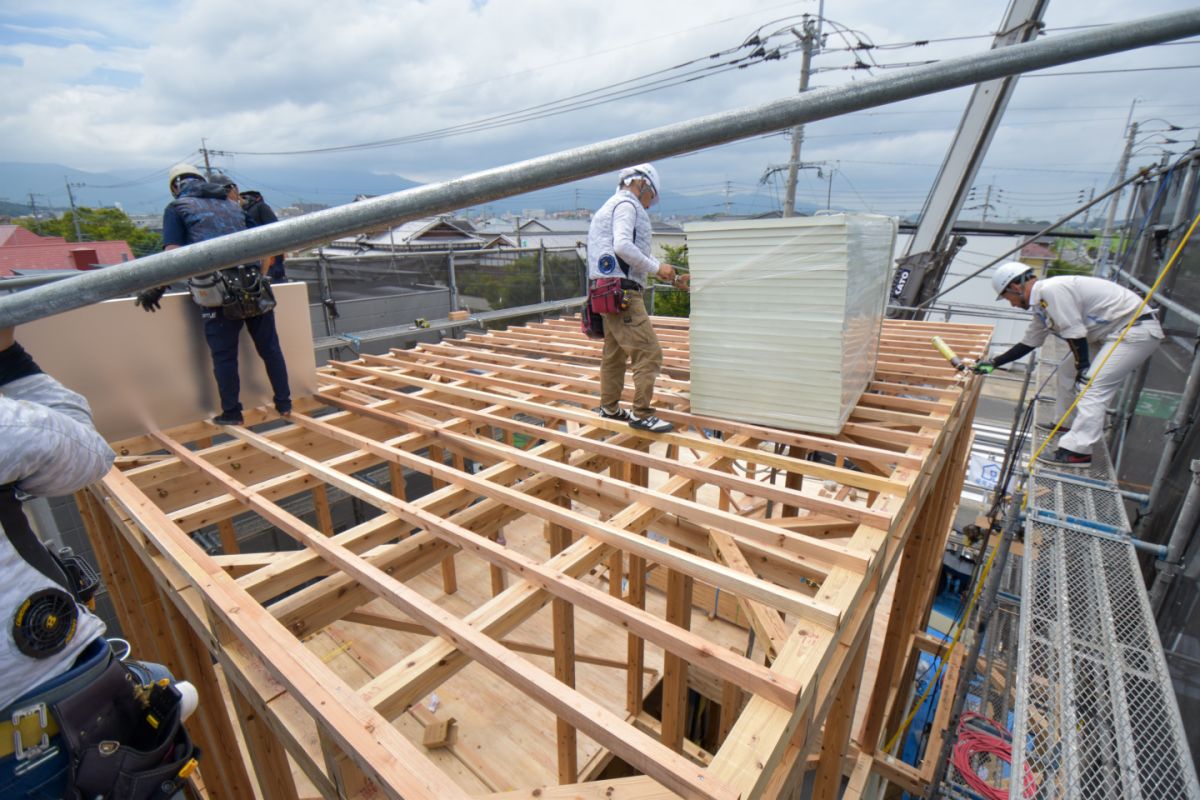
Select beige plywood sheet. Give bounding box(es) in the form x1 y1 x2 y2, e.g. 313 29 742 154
17 282 317 440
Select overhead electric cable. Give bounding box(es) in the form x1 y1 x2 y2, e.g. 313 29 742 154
227 21 808 157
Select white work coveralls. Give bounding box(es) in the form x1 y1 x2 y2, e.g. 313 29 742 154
1019 275 1163 455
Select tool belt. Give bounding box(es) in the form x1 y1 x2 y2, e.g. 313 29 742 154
1 641 200 800
589 277 629 315
189 264 276 320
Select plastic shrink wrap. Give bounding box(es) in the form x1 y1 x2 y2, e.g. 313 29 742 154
684 214 896 433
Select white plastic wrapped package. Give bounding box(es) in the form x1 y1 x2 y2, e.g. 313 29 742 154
684 214 897 434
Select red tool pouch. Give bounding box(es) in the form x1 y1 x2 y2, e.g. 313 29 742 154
589 277 627 315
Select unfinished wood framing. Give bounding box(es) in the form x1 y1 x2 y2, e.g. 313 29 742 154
81 315 988 799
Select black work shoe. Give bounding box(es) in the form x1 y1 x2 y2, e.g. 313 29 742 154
276 404 293 418
1035 422 1071 434
599 407 633 422
1037 446 1090 467
629 414 673 433
212 412 244 426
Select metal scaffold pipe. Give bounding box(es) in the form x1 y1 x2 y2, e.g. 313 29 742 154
2 8 1200 329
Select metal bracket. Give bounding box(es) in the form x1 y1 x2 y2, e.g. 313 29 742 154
11 703 52 763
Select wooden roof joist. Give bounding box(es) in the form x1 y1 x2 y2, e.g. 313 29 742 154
81 316 991 799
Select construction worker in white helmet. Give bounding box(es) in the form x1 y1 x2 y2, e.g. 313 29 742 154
586 163 688 433
974 262 1163 467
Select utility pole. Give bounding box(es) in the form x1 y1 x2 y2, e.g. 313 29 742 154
980 184 992 224
27 193 40 233
724 181 733 216
782 12 822 218
200 138 213 178
64 177 85 242
1096 120 1137 278
824 165 834 210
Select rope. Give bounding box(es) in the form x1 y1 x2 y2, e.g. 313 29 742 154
881 528 1002 754
1026 206 1200 472
950 712 1036 799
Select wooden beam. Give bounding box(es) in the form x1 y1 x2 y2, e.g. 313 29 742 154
152 432 738 800
707 530 789 660
553 597 578 782
227 421 800 709
282 409 842 629
661 565 694 752
99 468 472 799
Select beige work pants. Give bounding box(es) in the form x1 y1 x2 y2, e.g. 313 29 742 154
600 291 663 418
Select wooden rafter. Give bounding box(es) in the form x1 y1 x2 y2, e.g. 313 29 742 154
81 315 990 799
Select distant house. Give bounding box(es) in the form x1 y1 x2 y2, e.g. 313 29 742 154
0 225 135 277
1019 241 1056 271
326 216 486 254
474 217 682 261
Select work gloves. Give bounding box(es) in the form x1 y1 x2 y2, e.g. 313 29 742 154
135 286 167 313
972 360 995 375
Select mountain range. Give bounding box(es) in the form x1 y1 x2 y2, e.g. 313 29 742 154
0 161 801 220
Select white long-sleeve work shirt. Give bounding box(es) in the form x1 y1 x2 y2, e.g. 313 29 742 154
1020 275 1158 347
1 368 114 710
586 188 660 286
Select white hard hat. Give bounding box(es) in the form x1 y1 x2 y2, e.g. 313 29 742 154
168 163 204 194
991 261 1033 298
619 164 661 206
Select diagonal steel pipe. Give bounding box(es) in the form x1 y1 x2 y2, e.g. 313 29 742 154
3 8 1200 329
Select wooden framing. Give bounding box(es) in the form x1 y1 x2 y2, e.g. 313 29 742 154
81 315 989 799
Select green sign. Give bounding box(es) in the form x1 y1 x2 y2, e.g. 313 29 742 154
1135 389 1181 420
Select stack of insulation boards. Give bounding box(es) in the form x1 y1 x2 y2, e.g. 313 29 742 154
684 214 896 434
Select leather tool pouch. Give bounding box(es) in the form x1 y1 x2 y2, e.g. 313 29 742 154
580 305 605 340
589 277 627 315
54 658 199 800
220 265 276 320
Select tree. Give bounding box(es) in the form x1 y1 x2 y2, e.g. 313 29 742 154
651 243 690 318
457 252 586 310
16 206 162 257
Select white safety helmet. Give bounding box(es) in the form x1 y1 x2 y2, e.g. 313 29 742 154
168 163 205 195
619 164 661 206
991 261 1034 299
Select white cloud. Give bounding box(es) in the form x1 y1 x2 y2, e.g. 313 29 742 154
0 0 1196 219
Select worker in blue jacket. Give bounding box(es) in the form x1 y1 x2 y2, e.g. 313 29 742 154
137 164 291 426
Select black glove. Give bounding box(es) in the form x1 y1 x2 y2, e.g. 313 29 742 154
973 360 995 375
135 286 167 313
1067 338 1090 381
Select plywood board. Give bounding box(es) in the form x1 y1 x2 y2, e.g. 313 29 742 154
18 282 318 440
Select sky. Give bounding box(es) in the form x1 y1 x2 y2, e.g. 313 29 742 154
1 0 1198 221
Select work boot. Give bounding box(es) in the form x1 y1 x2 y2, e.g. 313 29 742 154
212 412 244 426
629 414 673 434
1036 447 1090 467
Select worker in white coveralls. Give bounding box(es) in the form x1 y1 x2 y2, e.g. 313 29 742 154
0 326 199 799
973 263 1163 467
587 163 687 434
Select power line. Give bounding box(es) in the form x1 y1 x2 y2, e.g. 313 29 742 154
226 20 806 157
1024 64 1200 77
